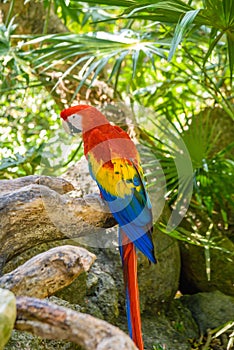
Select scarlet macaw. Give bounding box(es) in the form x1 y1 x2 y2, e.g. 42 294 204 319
60 104 156 350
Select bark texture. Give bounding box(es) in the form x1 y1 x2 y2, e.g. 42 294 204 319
15 296 137 350
0 175 115 272
0 245 95 298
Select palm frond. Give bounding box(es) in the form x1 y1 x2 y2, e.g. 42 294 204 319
74 0 234 80
168 9 200 61
140 107 234 229
21 31 167 95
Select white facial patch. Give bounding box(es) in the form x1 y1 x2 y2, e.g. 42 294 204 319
67 114 82 130
62 113 83 134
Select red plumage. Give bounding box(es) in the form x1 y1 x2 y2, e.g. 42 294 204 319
121 230 144 350
83 124 138 163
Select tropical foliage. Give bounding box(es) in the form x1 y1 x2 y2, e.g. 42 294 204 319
0 0 233 252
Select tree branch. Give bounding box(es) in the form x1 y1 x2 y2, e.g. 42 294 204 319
0 176 115 271
15 296 137 350
0 245 96 298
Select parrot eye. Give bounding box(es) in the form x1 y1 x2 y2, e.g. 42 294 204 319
66 113 82 134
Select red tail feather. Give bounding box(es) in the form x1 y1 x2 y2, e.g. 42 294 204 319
121 230 144 350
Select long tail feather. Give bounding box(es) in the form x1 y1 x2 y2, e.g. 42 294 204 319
119 229 144 350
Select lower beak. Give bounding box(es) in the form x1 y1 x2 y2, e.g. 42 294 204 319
62 119 81 135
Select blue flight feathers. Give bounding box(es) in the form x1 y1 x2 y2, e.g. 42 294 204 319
99 185 156 264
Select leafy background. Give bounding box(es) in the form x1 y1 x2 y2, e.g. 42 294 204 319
1 0 233 245
0 0 233 348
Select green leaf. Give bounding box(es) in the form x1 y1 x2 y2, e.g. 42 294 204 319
108 50 129 84
90 53 116 85
168 9 200 61
132 48 140 79
23 31 166 93
200 0 234 28
123 0 194 22
71 0 134 6
0 155 24 170
223 0 234 26
227 30 234 82
202 30 225 69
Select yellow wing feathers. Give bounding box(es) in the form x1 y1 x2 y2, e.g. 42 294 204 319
89 152 143 197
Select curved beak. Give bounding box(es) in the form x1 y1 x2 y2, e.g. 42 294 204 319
62 119 81 135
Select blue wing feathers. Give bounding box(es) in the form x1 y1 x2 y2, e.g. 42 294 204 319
100 185 156 263
90 151 156 263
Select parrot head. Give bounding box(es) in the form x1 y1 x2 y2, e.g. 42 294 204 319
60 105 89 135
60 104 109 135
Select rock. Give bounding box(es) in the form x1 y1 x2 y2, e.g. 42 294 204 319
0 288 17 350
179 236 234 296
5 329 82 350
55 269 88 306
180 290 234 334
116 298 199 350
0 175 74 195
55 261 119 324
138 230 181 314
63 155 99 197
86 264 119 323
